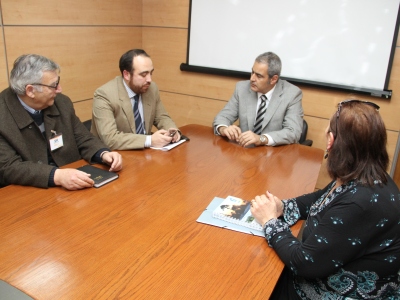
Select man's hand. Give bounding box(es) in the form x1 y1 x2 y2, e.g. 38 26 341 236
151 129 173 147
54 168 94 190
166 128 181 143
219 125 241 141
238 131 265 147
101 151 123 171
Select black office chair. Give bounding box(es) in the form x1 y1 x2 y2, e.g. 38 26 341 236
299 119 313 146
83 119 92 131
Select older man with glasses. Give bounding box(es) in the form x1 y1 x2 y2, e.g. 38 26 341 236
0 54 123 190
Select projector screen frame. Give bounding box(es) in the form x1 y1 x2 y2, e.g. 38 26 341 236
181 1 400 99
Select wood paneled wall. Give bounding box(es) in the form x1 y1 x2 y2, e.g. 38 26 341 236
0 0 142 122
0 0 399 189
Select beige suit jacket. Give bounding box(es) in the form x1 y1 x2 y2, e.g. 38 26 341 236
91 76 177 150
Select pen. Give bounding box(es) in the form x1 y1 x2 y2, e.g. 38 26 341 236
169 130 177 137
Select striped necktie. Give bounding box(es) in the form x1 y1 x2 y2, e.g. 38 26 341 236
133 95 145 134
253 95 267 135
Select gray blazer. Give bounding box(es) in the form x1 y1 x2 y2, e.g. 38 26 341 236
213 79 304 145
0 88 107 188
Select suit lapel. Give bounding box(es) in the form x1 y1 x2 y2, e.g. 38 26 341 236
261 80 283 130
43 100 59 140
141 92 153 133
246 87 258 131
117 77 136 132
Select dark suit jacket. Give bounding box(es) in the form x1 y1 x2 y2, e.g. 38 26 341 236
0 88 107 188
91 76 177 150
213 79 304 145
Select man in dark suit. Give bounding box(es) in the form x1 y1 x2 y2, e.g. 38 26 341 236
91 49 180 150
213 52 304 147
0 54 122 189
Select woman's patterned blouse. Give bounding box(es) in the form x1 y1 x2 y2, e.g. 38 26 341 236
263 176 400 299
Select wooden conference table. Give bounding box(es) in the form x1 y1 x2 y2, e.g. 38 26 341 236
0 124 324 299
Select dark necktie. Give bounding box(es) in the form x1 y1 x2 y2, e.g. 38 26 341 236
29 110 44 127
253 95 267 135
133 95 145 134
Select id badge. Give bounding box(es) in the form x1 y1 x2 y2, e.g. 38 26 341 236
49 130 64 151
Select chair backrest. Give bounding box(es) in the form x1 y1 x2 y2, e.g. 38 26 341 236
299 119 308 144
299 119 313 146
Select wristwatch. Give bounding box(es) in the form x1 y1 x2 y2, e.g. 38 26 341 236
260 135 267 145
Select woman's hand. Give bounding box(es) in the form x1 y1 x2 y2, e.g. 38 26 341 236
250 191 283 226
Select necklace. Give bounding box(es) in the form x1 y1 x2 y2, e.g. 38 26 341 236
318 184 337 208
306 181 338 226
311 180 340 212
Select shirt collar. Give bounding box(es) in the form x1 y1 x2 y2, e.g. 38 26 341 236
122 80 138 99
258 85 276 101
17 96 39 114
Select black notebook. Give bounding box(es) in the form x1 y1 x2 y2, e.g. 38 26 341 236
77 165 119 188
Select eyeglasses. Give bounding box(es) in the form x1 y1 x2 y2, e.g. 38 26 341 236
30 76 60 90
334 100 380 137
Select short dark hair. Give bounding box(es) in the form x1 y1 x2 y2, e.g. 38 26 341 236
327 100 389 186
119 49 150 75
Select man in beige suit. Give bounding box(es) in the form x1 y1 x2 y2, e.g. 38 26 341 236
91 49 180 150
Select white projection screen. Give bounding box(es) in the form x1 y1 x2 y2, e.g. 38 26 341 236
182 0 400 98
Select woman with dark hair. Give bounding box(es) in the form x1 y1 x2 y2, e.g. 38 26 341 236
250 100 400 299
